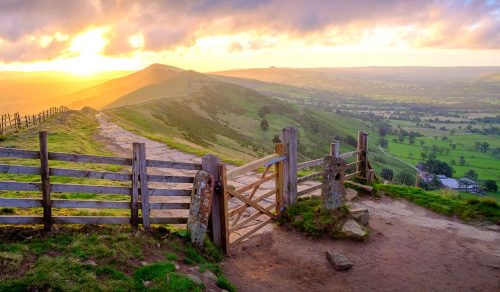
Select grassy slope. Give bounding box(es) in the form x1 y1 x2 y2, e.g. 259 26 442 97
0 226 234 292
0 109 130 217
0 110 235 292
106 73 415 176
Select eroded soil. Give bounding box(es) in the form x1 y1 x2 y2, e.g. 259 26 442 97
223 197 500 292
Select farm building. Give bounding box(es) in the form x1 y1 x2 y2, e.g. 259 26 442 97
436 175 480 194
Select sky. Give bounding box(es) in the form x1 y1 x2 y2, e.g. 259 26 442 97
0 0 499 75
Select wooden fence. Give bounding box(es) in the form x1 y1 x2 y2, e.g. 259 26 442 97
0 127 374 254
0 131 201 231
0 106 69 136
294 130 373 198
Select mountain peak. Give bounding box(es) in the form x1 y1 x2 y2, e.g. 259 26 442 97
144 63 184 73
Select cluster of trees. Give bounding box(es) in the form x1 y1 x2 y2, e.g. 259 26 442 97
422 159 454 177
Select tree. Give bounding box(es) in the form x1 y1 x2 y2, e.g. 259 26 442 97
421 152 427 160
483 180 498 192
420 140 425 146
379 138 388 148
260 119 269 131
395 172 415 186
459 156 466 166
381 169 394 181
409 136 415 145
423 159 453 177
464 169 478 180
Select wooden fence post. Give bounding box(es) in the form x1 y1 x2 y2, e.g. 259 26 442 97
138 143 150 229
330 141 340 157
275 143 285 217
39 131 52 231
357 131 368 179
218 163 229 254
131 143 141 230
281 127 297 207
202 154 222 246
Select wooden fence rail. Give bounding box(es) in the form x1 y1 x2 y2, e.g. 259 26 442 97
0 131 200 231
0 106 69 136
295 131 371 198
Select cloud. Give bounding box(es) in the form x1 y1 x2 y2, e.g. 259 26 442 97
0 0 498 62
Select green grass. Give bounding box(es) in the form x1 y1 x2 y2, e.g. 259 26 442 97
376 184 500 223
285 196 363 239
106 84 415 177
384 124 499 183
0 226 234 292
0 110 132 217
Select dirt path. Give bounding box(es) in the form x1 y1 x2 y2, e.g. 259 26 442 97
224 196 500 292
95 114 499 291
95 113 321 239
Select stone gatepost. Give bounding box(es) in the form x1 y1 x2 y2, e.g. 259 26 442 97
187 171 214 248
321 155 346 210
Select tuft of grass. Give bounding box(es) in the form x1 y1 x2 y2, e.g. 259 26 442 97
376 184 500 223
217 275 237 292
164 251 178 261
286 196 351 238
133 262 202 291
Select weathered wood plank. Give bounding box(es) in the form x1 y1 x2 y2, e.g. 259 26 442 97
226 154 280 180
345 161 358 170
219 163 230 254
297 183 323 197
40 132 52 231
282 127 297 206
233 173 276 195
339 150 360 159
297 172 322 184
147 174 194 183
138 143 150 229
202 154 221 246
52 200 130 209
148 188 192 196
229 202 276 233
297 158 323 170
231 217 273 245
146 159 201 170
48 152 132 165
0 164 40 175
131 143 140 230
228 188 276 217
0 181 41 192
0 147 39 159
149 202 190 209
0 216 43 224
50 168 131 181
53 216 130 224
275 143 284 216
344 171 361 180
0 198 42 208
227 188 275 218
51 184 131 195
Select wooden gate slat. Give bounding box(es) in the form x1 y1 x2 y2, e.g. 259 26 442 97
227 188 275 218
231 217 273 245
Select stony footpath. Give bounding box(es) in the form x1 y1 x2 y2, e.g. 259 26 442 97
96 113 321 241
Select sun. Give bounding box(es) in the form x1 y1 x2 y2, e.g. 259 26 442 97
62 27 111 76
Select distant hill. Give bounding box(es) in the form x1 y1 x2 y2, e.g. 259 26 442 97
212 66 500 106
68 64 184 110
96 64 416 175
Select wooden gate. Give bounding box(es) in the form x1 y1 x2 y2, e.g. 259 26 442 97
220 144 286 252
